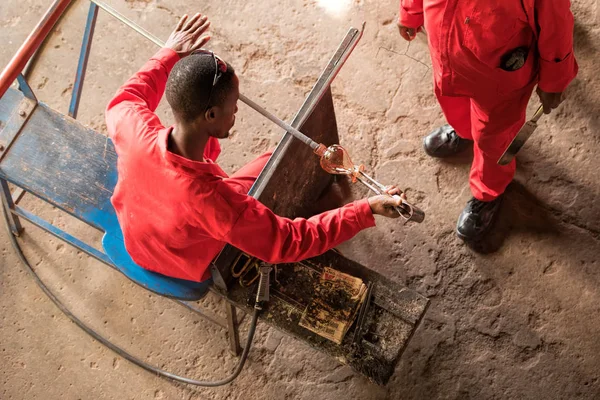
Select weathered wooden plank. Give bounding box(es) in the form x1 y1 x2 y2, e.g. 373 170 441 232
255 86 339 219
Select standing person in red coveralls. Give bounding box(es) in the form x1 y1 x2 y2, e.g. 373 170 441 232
106 13 408 292
397 1 578 241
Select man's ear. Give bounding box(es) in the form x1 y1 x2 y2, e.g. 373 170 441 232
204 106 217 122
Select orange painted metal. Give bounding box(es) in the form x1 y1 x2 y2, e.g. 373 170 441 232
0 0 72 99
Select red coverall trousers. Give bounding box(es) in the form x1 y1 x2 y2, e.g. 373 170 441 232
399 0 578 202
435 81 535 201
225 152 272 195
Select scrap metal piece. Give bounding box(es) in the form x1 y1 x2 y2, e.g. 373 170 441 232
498 104 545 165
255 266 273 310
353 281 374 343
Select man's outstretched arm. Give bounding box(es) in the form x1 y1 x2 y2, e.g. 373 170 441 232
198 181 407 265
105 13 211 141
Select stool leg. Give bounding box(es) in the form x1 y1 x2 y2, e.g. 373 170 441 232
0 179 24 236
225 302 241 356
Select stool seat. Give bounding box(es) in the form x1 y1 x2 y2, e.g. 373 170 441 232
102 223 211 301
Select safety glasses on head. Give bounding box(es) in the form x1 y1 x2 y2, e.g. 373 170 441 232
191 49 228 111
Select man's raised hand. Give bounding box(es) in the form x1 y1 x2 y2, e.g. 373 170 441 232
165 13 211 57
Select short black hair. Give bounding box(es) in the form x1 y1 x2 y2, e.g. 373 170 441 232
165 53 236 122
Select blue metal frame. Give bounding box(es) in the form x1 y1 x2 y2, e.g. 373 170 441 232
69 2 98 119
0 179 24 236
17 74 37 102
7 193 232 329
12 203 113 264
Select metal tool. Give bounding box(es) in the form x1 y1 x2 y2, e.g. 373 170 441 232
243 97 425 222
91 0 321 151
231 253 261 287
498 104 545 165
356 169 425 223
353 281 374 343
255 266 273 310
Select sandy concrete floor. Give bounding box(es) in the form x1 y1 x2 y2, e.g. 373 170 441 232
1 0 599 399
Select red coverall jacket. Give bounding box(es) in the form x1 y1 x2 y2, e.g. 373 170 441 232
399 0 577 96
106 48 375 282
399 0 578 201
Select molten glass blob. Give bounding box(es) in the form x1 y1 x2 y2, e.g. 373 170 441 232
314 144 364 182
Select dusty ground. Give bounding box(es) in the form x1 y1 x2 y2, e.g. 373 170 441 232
1 0 600 399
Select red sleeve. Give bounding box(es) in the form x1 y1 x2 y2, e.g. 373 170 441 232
398 0 424 28
205 183 376 264
105 48 180 143
535 0 578 93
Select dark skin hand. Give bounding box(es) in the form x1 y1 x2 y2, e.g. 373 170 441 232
397 21 422 41
368 186 408 219
537 87 565 114
164 12 211 57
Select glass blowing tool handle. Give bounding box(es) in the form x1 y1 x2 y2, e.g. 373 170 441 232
358 171 425 223
391 195 425 223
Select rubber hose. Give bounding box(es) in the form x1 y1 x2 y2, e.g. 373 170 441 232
2 202 259 387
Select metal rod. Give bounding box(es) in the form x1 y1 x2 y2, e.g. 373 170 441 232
90 0 163 47
11 204 113 264
91 0 320 150
69 2 99 119
356 175 382 196
11 188 26 205
359 170 387 192
173 300 228 330
0 0 73 100
225 302 242 356
285 25 363 134
238 93 319 149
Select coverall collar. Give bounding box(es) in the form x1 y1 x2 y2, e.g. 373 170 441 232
158 127 228 178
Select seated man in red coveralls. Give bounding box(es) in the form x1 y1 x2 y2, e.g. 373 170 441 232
105 13 406 288
397 0 578 241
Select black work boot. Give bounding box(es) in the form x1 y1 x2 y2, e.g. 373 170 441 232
456 196 503 241
423 124 472 158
